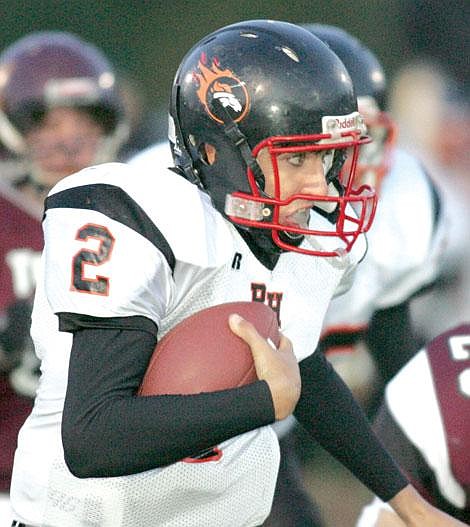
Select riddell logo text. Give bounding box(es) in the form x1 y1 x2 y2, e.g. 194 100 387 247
336 117 356 129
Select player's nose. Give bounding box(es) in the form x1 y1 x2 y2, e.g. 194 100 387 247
300 156 328 196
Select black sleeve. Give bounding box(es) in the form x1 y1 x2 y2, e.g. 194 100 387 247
62 325 275 478
366 299 423 384
373 402 436 498
293 351 409 502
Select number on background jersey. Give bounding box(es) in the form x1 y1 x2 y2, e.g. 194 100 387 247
448 333 470 398
72 224 114 295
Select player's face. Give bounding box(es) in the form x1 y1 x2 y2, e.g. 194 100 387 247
257 147 330 228
24 107 106 186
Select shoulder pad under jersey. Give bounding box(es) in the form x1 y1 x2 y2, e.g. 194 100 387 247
48 162 235 268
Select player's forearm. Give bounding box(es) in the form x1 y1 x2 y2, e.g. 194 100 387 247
294 351 408 501
63 380 274 477
62 326 275 478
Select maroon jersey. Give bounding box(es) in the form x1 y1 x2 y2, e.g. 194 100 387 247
0 181 43 310
427 324 470 487
0 181 43 493
369 324 470 522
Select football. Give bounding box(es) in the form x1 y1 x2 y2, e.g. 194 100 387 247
138 301 280 396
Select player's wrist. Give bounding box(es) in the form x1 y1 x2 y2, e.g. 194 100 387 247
387 485 432 525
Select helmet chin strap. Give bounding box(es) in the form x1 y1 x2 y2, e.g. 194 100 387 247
25 162 67 198
217 102 281 228
216 101 265 188
214 105 290 263
278 229 304 244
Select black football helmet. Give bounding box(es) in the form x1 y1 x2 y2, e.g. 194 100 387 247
169 20 376 257
304 24 397 191
0 31 128 161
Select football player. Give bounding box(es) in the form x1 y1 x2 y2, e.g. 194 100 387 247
0 31 128 526
9 21 466 527
0 31 129 205
308 23 448 406
357 323 470 526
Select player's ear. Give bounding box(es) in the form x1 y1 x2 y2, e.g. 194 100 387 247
200 143 216 165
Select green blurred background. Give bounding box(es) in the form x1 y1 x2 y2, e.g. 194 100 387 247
0 1 416 116
2 0 466 146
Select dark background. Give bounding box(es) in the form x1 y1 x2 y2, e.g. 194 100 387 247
2 0 467 146
1 0 455 116
0 1 402 103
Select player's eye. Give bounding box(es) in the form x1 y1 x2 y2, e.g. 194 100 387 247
286 152 306 167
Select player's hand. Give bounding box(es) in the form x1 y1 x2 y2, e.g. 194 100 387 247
388 485 470 526
228 313 301 420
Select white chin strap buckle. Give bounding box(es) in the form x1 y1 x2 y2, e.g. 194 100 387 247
225 195 271 221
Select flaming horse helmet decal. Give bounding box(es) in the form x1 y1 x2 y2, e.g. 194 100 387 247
193 53 250 124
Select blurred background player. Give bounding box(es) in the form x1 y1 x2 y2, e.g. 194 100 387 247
0 180 42 527
389 0 470 348
263 24 450 527
356 323 470 526
0 30 129 525
0 31 129 204
309 23 449 407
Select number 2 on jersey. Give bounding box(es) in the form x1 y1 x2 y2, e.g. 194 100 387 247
72 224 114 295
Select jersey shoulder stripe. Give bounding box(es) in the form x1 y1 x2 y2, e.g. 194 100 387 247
57 312 158 336
45 183 175 272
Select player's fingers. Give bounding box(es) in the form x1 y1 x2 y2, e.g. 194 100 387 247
229 314 293 358
228 313 267 351
277 333 293 355
229 314 300 420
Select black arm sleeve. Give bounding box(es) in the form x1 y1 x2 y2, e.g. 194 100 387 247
373 402 435 500
62 326 275 478
366 168 442 384
366 299 422 384
293 351 409 502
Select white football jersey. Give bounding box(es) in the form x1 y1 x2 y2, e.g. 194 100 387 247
10 161 366 527
324 147 447 333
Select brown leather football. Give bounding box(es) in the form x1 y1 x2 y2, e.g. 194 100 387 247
138 301 280 395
